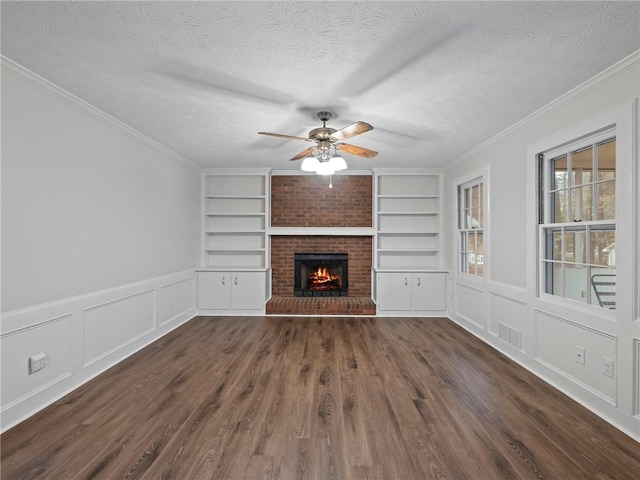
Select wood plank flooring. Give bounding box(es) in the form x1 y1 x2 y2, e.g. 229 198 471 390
1 316 639 479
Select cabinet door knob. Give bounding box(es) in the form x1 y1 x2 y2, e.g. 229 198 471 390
234 276 238 285
417 277 421 286
404 277 408 286
221 276 226 285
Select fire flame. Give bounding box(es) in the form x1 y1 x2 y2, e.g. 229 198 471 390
309 266 340 288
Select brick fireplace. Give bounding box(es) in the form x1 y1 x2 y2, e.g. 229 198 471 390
266 174 376 315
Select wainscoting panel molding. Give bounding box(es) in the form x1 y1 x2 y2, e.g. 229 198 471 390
488 291 527 352
535 310 616 403
160 277 196 326
82 290 156 367
1 314 73 411
0 270 197 433
453 281 484 329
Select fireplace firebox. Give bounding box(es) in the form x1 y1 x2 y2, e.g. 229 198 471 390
294 253 348 297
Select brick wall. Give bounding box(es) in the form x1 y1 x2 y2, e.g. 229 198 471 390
270 174 374 297
271 175 372 227
270 236 372 297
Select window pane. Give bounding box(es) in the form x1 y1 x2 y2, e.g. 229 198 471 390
467 231 476 255
479 183 484 226
565 263 587 303
565 229 586 264
552 190 568 223
570 185 593 222
552 155 568 190
545 229 562 261
476 232 484 277
590 268 616 308
590 230 615 266
461 208 470 229
468 257 476 275
470 206 480 228
472 185 480 210
597 139 616 182
544 261 562 296
575 230 586 264
596 180 616 220
572 147 593 186
565 230 575 263
464 187 470 209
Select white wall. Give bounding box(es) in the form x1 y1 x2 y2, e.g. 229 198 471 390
443 51 640 440
0 59 202 431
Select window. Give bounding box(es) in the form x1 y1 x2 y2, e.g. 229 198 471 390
458 177 484 277
538 130 616 308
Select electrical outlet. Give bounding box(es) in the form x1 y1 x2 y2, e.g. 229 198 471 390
29 352 47 374
602 357 614 378
575 345 585 365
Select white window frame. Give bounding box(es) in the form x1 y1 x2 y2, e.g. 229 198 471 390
537 128 616 309
457 176 485 278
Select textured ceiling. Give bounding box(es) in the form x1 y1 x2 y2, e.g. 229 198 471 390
2 1 639 170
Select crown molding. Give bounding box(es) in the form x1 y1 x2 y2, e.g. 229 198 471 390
1 55 202 172
446 49 640 170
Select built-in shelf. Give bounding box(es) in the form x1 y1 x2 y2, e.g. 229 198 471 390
202 170 270 269
373 169 442 270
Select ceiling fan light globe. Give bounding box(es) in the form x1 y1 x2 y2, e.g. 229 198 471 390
300 157 320 172
315 162 336 176
328 156 347 171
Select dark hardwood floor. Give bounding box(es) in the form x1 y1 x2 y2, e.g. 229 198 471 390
1 316 638 479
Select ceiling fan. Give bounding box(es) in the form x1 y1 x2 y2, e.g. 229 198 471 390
258 111 378 162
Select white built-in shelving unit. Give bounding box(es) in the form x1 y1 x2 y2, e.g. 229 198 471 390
199 169 271 314
373 169 442 270
202 170 269 269
373 169 447 315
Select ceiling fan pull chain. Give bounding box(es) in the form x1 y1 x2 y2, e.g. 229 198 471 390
328 175 333 189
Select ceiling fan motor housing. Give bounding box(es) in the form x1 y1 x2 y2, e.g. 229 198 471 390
309 127 337 141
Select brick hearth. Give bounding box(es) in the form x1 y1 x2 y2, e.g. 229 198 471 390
266 296 376 316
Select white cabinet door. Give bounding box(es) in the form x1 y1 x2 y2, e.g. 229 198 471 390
197 271 231 310
412 273 446 311
376 272 412 311
230 272 265 310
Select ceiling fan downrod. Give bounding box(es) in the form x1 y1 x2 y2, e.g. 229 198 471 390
317 111 332 127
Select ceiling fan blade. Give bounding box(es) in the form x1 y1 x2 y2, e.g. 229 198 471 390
336 143 378 159
157 63 295 106
258 132 314 143
330 121 374 141
290 147 315 161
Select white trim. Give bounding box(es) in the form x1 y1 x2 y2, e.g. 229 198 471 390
268 227 375 236
0 55 201 172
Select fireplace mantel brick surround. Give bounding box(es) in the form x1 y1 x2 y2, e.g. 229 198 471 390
267 175 376 315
